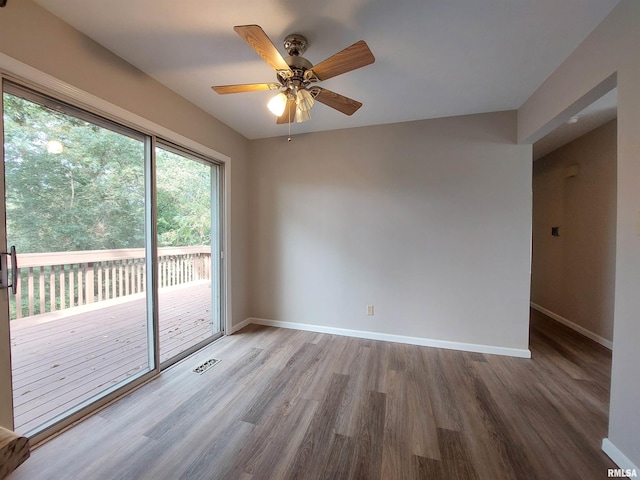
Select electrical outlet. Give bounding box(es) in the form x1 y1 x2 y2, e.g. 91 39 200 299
366 305 374 316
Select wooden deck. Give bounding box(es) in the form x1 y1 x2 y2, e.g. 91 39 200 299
9 281 216 435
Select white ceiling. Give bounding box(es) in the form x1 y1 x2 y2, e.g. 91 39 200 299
33 0 620 141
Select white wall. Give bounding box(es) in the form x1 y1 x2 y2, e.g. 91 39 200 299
519 0 640 468
532 120 616 345
249 111 532 353
0 0 251 429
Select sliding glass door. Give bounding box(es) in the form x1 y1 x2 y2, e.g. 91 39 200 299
0 80 224 439
155 144 222 365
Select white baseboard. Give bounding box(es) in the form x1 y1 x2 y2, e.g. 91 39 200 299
230 318 252 334
530 303 613 350
602 438 639 473
244 317 531 359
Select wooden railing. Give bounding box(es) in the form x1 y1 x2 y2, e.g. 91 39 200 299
9 246 211 319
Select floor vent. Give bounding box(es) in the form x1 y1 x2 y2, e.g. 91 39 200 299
193 358 221 374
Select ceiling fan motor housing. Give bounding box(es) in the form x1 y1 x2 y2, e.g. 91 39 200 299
283 33 308 56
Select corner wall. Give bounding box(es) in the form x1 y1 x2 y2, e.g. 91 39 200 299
249 111 532 354
531 120 616 346
519 0 640 468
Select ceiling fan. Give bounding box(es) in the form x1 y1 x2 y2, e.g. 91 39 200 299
212 25 375 124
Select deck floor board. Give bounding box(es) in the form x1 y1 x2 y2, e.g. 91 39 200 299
9 281 215 434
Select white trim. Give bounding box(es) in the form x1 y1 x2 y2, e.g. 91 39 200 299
602 438 639 472
530 303 613 350
221 162 232 337
245 318 532 358
230 318 252 334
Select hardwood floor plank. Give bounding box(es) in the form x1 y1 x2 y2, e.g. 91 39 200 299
299 335 351 402
177 420 255 480
436 350 523 480
228 398 318 480
284 373 350 480
334 345 372 437
347 389 385 480
381 369 416 479
470 360 552 479
420 348 463 431
414 454 443 478
319 433 354 480
406 346 440 459
241 342 319 425
467 368 539 479
436 428 479 480
365 339 389 394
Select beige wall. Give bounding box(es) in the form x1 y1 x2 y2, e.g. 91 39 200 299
519 0 640 467
0 1 251 428
532 120 616 343
249 111 532 351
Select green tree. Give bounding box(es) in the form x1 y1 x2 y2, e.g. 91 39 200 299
3 92 212 253
156 148 211 247
3 93 145 252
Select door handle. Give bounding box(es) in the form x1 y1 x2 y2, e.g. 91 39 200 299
0 246 17 294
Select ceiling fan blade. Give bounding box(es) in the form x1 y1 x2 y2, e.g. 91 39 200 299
276 98 296 124
212 83 281 94
313 87 362 116
234 25 292 72
310 40 375 81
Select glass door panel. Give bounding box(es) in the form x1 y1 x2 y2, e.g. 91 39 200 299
3 83 152 435
155 145 221 364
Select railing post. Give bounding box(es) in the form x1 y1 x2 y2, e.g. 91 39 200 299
59 267 65 310
77 265 84 306
49 266 56 312
117 260 123 299
27 267 34 317
111 262 117 299
85 262 94 304
97 262 103 302
38 266 45 315
69 266 75 308
14 269 22 319
136 259 142 293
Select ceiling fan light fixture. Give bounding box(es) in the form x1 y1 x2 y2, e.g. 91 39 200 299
296 88 314 112
267 91 288 116
295 107 311 123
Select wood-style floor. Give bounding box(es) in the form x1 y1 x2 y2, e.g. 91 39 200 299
8 309 615 479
